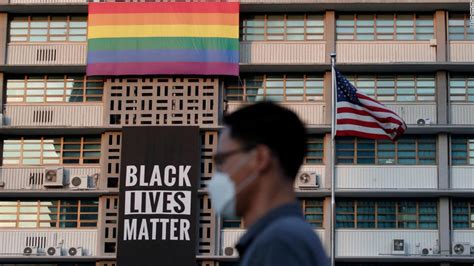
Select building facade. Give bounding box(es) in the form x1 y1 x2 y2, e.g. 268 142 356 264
0 0 472 266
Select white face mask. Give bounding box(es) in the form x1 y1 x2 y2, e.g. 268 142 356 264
208 158 258 217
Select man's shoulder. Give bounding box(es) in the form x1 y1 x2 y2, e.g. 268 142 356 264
257 216 319 244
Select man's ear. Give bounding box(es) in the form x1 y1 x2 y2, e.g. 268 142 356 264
253 145 273 174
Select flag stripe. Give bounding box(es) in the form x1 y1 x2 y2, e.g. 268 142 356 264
88 49 239 64
88 37 239 52
88 13 239 26
89 2 240 14
88 25 238 39
337 112 402 128
337 102 404 122
337 119 397 134
336 129 392 140
337 107 403 125
87 62 239 76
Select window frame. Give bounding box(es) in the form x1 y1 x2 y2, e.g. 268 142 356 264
448 13 474 41
3 136 101 166
336 199 439 229
336 13 435 41
9 16 88 43
6 75 104 104
225 74 325 103
241 14 325 41
335 136 438 165
0 199 99 229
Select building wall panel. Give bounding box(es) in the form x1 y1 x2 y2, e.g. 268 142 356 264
449 41 474 62
240 42 326 64
336 166 438 189
0 166 100 190
385 103 437 125
7 43 86 65
227 102 326 125
4 104 103 127
0 229 98 256
451 166 474 189
336 229 439 257
337 41 436 63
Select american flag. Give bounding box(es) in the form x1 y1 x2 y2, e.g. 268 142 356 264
335 70 407 140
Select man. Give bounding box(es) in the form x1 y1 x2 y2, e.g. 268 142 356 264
208 102 329 266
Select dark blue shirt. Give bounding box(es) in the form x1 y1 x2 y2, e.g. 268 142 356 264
236 202 329 266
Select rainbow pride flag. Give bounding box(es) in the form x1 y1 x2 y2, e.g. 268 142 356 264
87 2 239 76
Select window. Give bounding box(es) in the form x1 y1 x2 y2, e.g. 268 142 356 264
222 216 243 229
6 75 104 103
336 199 438 229
336 14 434 41
305 135 324 164
449 75 474 102
3 136 101 166
225 75 324 102
302 199 324 228
0 199 99 228
10 16 87 42
241 14 324 41
448 14 474 41
222 199 325 229
346 74 436 102
452 200 474 229
336 136 437 165
451 135 474 165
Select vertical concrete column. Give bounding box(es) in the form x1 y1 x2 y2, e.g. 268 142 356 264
324 71 332 126
0 72 4 119
435 10 447 62
436 71 448 125
0 13 6 66
439 197 451 256
322 197 332 256
323 133 332 190
325 11 336 64
438 134 449 190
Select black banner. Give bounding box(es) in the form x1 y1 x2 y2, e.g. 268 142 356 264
117 126 200 266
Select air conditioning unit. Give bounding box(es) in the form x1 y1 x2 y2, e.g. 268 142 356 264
392 239 407 255
295 172 319 189
421 247 434 255
67 247 83 257
46 246 62 257
43 168 64 187
23 246 38 256
223 246 236 256
453 242 471 256
417 118 432 126
70 175 88 190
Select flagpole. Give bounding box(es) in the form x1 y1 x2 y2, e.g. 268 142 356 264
330 52 337 266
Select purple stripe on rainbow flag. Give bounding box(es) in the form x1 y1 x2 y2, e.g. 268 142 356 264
87 49 239 64
87 62 239 76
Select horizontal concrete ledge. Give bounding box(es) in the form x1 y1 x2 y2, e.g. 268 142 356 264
0 1 468 13
2 62 474 74
336 255 474 262
0 126 222 135
0 189 118 198
198 189 474 198
197 254 474 262
241 63 474 73
0 256 116 263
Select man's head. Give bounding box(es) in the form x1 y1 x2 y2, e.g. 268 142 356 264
213 101 307 217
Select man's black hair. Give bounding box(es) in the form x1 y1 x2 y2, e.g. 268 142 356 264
223 101 307 181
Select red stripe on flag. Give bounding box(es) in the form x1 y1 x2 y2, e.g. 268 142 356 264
337 107 404 125
337 119 397 133
336 130 393 140
89 2 240 14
